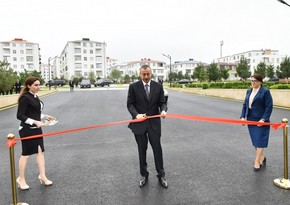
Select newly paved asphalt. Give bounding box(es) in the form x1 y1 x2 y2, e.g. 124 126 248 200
0 87 290 205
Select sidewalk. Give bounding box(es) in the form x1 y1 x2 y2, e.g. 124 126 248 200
0 90 58 110
167 87 290 109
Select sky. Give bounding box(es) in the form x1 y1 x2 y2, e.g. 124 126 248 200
1 0 290 64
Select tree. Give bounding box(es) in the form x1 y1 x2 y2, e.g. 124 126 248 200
193 63 207 82
280 56 290 79
124 74 130 83
236 57 251 80
177 71 183 80
207 63 220 82
220 66 229 81
266 65 275 79
110 69 121 82
88 71 95 84
255 62 267 78
19 70 44 85
0 61 18 94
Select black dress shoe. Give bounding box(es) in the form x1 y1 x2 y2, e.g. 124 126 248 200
139 176 148 188
260 157 267 167
159 177 168 188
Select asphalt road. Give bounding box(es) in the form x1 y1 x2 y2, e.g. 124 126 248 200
0 87 290 205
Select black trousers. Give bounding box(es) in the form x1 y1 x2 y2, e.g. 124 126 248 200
134 129 165 178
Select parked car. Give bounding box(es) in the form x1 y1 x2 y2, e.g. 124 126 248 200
164 89 168 102
176 79 192 84
95 79 113 87
80 79 91 88
45 80 66 86
268 77 280 82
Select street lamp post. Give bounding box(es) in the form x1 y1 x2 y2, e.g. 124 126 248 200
162 54 172 87
48 56 57 90
277 0 290 7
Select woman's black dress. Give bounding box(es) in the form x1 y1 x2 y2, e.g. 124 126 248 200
17 92 45 156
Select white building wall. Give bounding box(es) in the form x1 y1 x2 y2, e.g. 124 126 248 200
0 38 40 73
218 49 286 74
173 59 208 76
59 38 106 80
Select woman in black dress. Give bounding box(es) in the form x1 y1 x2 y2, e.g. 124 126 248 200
16 76 55 190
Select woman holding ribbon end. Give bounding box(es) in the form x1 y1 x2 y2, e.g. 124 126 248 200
240 74 273 172
16 76 55 190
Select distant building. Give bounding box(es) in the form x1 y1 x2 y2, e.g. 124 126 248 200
40 56 61 82
172 58 208 76
126 58 167 81
217 49 286 77
59 38 106 79
0 38 41 73
106 57 119 77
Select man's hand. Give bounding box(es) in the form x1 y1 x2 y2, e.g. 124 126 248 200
136 114 146 119
161 111 167 118
257 119 265 127
240 118 245 126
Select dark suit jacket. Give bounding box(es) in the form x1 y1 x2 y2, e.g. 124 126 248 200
127 80 168 135
240 86 273 121
17 92 43 128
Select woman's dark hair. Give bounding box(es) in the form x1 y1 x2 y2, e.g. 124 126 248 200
252 73 263 83
18 76 40 103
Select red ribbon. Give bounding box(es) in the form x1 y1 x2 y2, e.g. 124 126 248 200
6 139 16 148
5 114 286 148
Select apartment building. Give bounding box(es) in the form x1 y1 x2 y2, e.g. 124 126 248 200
0 38 40 73
217 49 286 76
117 58 167 81
172 59 208 76
59 38 106 79
106 57 119 77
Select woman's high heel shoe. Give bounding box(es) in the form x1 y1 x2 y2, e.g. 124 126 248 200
253 166 260 172
260 157 267 167
38 175 53 186
16 178 29 190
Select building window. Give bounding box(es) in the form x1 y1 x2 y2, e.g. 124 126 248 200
13 65 17 69
75 56 81 61
91 64 94 68
13 57 17 61
90 50 93 54
26 49 33 54
26 43 33 47
90 57 93 61
84 57 87 61
83 50 87 54
75 63 82 68
26 56 33 61
12 43 16 47
20 50 24 54
83 43 87 47
75 71 82 76
90 43 93 47
96 63 102 68
95 56 102 61
21 65 25 69
13 50 17 54
74 48 81 53
95 49 102 54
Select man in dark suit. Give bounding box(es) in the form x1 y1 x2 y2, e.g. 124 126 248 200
127 65 168 188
